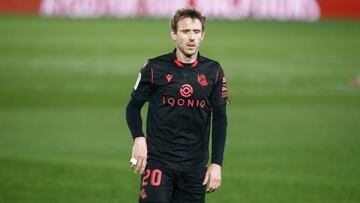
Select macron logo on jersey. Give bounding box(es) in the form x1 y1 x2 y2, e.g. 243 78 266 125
165 74 173 83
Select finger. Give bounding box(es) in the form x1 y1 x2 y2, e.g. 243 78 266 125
206 180 214 192
207 178 220 192
130 157 137 167
134 158 143 174
207 178 214 191
137 158 145 174
214 182 220 190
207 187 215 193
215 179 221 189
207 184 216 192
140 159 147 174
130 158 137 169
209 181 220 193
202 171 209 185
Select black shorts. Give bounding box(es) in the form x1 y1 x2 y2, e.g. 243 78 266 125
138 160 207 203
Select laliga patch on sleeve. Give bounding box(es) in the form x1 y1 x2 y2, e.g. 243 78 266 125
134 73 141 90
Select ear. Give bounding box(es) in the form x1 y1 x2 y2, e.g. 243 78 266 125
200 31 205 41
170 30 177 41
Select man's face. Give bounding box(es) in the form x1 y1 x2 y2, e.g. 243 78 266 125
171 17 205 57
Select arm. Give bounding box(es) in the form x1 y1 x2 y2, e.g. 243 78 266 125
203 105 228 192
126 61 153 174
126 98 148 174
211 105 227 166
204 64 229 192
126 98 145 139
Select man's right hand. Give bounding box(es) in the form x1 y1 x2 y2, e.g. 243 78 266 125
131 137 147 174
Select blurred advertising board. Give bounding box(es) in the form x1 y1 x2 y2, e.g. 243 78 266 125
0 0 41 14
317 0 360 20
1 0 359 21
39 0 320 21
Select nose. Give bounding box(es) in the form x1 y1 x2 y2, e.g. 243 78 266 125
189 31 195 41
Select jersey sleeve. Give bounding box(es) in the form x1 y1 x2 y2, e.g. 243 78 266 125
210 65 229 107
131 61 153 102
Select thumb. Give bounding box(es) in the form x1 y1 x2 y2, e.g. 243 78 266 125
203 171 209 185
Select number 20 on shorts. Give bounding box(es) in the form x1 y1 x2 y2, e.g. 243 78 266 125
142 169 162 186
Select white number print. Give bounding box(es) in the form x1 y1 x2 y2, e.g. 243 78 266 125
134 72 141 90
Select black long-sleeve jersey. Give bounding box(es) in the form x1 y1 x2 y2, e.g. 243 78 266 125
129 49 229 171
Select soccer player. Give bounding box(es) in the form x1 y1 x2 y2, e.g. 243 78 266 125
126 8 229 203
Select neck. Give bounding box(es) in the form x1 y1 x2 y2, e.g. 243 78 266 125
176 49 198 64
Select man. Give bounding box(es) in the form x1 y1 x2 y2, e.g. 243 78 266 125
126 8 229 203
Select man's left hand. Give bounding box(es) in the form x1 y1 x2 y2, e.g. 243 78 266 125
202 163 222 193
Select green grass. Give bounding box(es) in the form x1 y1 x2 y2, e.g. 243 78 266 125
1 16 360 203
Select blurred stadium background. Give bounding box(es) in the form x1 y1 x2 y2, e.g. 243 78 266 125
1 0 359 202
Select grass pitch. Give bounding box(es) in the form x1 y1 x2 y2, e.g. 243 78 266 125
0 16 360 203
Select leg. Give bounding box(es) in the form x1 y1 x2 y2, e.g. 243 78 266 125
172 168 207 203
139 161 174 203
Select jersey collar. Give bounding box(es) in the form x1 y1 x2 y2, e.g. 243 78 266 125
171 48 205 68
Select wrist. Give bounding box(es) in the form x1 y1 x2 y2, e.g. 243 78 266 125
133 134 145 140
210 159 223 167
210 163 222 168
134 136 146 143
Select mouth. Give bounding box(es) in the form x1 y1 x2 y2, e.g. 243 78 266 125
186 44 196 49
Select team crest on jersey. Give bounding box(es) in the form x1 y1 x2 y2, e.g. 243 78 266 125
165 74 173 83
140 188 147 199
197 74 208 87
